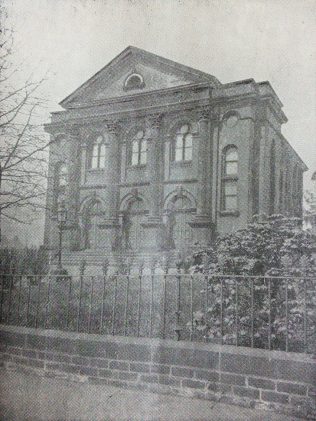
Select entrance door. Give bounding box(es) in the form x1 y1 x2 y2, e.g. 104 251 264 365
127 199 145 250
172 196 193 250
85 201 103 250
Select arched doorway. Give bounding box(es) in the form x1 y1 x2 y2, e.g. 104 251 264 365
122 198 146 250
167 195 193 250
83 200 104 250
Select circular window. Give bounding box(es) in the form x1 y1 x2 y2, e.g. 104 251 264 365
124 73 144 90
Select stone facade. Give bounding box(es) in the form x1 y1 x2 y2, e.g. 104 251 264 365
44 46 307 269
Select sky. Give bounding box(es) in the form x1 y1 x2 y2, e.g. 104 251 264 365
2 0 316 245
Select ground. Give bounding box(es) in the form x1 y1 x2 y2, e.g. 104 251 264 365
0 369 301 421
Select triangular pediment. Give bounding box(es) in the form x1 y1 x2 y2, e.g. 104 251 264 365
60 46 221 108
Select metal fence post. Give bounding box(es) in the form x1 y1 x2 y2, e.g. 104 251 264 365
175 259 182 341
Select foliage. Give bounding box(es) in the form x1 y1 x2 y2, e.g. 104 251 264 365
189 215 316 352
0 246 48 276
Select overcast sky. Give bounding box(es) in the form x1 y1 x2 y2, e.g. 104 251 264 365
2 0 316 245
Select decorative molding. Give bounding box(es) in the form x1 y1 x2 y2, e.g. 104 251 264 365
198 105 211 121
105 120 121 135
146 113 163 131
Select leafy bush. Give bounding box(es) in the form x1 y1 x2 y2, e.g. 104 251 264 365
189 215 316 352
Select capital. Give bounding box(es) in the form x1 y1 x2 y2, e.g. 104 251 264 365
146 113 162 130
198 106 211 121
105 120 121 135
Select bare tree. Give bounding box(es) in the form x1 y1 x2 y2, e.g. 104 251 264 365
0 8 51 243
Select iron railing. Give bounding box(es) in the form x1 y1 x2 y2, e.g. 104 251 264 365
0 270 315 353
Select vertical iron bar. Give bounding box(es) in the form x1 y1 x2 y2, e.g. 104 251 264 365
137 269 142 337
149 268 154 338
303 278 307 353
66 276 72 329
100 275 106 334
162 269 167 339
268 277 271 350
175 265 181 342
251 278 254 348
45 276 51 329
190 273 194 341
235 278 238 347
0 275 5 322
124 272 130 336
88 276 94 334
17 275 22 322
204 274 209 343
35 276 41 328
285 278 289 352
111 273 118 336
26 280 31 326
77 274 84 332
220 277 223 345
6 274 13 323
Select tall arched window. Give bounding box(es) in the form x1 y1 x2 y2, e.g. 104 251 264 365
54 163 68 210
129 130 147 166
269 140 276 215
221 146 238 211
58 163 68 188
173 124 193 162
89 135 107 169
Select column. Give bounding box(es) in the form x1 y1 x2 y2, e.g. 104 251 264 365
66 125 81 251
147 114 162 220
99 121 121 251
141 114 164 251
106 121 120 220
80 142 87 185
189 106 213 246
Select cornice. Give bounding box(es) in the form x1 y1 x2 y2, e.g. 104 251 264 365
62 81 210 110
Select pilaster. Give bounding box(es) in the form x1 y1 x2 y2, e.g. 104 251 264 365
141 114 164 251
189 106 213 246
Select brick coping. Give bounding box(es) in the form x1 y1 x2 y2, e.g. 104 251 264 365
1 323 314 364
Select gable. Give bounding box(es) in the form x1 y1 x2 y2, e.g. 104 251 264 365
60 46 221 108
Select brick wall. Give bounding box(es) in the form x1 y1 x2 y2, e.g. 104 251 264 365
0 324 315 418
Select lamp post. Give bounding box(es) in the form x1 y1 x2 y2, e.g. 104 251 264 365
53 202 69 278
57 204 67 269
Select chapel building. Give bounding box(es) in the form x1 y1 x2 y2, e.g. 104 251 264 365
44 47 307 270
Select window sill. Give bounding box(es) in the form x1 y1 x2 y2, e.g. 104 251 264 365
222 175 238 181
127 164 146 170
87 168 105 174
219 210 240 217
171 160 192 167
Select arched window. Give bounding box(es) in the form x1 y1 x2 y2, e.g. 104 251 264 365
58 163 68 188
129 130 147 166
124 73 144 90
221 146 238 211
54 163 68 210
89 135 107 169
173 124 193 162
269 140 276 214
